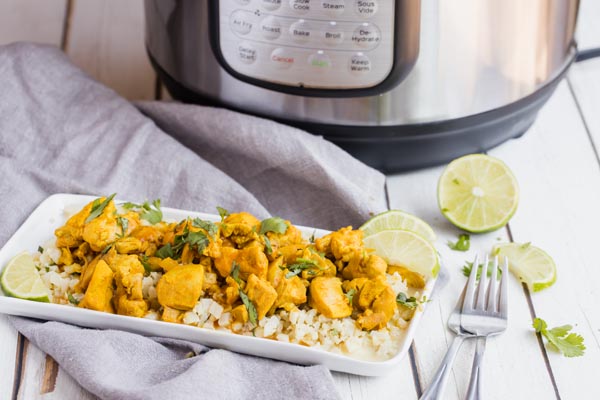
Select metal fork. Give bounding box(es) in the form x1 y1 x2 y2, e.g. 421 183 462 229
420 279 475 399
461 255 509 400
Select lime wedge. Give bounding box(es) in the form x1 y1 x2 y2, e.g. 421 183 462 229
363 230 439 279
360 210 436 243
493 243 556 292
437 154 519 233
1 252 50 302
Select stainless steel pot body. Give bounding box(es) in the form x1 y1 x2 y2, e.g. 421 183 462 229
145 0 579 127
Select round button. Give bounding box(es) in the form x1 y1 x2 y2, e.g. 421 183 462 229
349 53 371 74
270 48 295 69
238 42 257 64
289 20 311 43
321 0 345 15
289 0 310 14
352 23 380 49
260 16 282 39
308 51 332 70
230 10 254 35
261 0 282 11
354 0 378 18
323 21 344 45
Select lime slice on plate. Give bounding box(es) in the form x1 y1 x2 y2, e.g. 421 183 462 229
363 230 440 279
360 210 436 243
1 251 50 302
493 243 556 292
437 154 519 233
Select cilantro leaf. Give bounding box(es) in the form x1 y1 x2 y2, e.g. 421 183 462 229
260 217 288 235
285 259 318 279
67 293 80 305
462 261 502 280
155 243 174 259
447 234 470 251
216 206 229 222
117 216 128 237
263 235 273 255
185 231 209 253
239 290 257 325
37 246 44 254
140 255 152 275
533 317 585 357
85 193 116 223
140 199 163 224
345 288 356 304
100 243 114 255
192 218 218 239
396 292 420 309
231 261 241 285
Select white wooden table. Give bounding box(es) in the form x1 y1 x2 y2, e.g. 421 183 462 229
2 1 600 399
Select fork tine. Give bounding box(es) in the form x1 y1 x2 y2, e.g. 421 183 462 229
464 254 479 311
475 254 489 310
488 256 499 312
499 256 509 317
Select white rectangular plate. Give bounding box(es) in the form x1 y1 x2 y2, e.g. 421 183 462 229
0 194 436 376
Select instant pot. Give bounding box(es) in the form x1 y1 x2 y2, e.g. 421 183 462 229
144 0 579 171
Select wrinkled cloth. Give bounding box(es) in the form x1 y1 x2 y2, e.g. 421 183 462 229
0 43 386 400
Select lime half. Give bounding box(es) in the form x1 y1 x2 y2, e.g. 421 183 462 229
493 243 556 292
1 252 50 302
360 210 436 243
363 230 440 279
438 154 519 233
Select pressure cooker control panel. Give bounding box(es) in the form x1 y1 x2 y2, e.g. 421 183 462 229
216 0 396 91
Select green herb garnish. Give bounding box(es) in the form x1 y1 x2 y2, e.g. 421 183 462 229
462 261 502 280
263 235 273 255
140 255 152 275
533 318 585 357
122 199 163 224
117 216 129 238
345 288 356 304
396 292 420 309
447 234 470 251
67 293 80 305
231 261 241 285
100 243 114 255
259 217 288 235
155 243 174 259
285 260 318 279
239 290 257 325
156 223 210 259
216 206 229 222
85 193 116 223
37 246 44 253
192 218 218 239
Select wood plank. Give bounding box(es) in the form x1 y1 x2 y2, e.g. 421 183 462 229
490 81 600 399
65 0 155 100
568 59 600 147
386 167 557 399
0 0 66 46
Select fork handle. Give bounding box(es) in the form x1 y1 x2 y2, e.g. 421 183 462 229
420 335 466 400
465 336 487 400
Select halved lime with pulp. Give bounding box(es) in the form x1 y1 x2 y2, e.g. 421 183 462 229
438 154 519 233
1 252 50 302
360 210 436 243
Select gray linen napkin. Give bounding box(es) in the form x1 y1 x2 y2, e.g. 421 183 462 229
0 43 387 400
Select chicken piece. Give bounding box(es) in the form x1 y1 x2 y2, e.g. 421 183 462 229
231 304 248 324
245 274 277 320
388 265 426 289
267 256 285 288
213 246 239 278
57 247 73 266
157 264 205 310
221 212 260 247
108 254 148 317
293 247 336 280
272 274 307 312
224 276 240 305
278 244 304 264
116 296 147 318
342 253 387 280
54 199 97 248
131 225 163 245
341 277 369 305
115 237 143 254
79 260 114 313
308 277 352 319
237 246 269 280
356 276 397 331
263 222 303 259
315 226 363 262
159 257 180 273
82 200 119 252
72 242 91 266
75 255 101 292
162 305 183 323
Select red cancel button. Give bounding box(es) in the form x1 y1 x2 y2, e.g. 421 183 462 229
270 48 295 69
